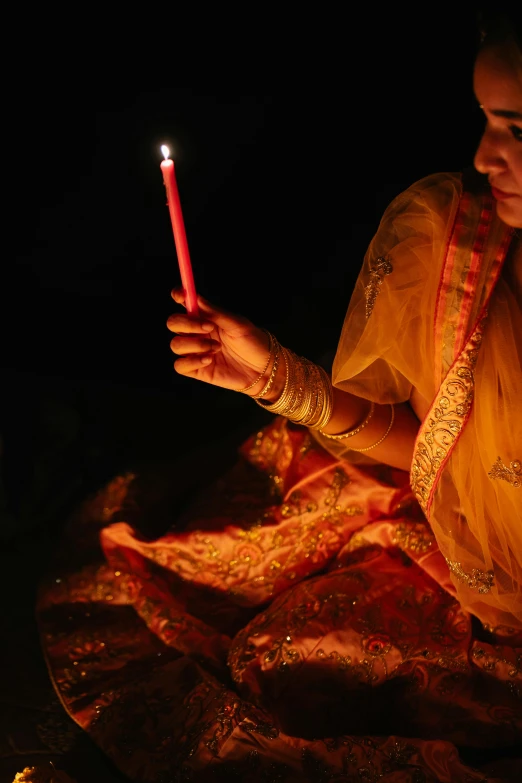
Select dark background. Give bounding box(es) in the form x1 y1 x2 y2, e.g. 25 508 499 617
2 9 485 534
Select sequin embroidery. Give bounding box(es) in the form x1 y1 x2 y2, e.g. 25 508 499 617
392 521 435 554
444 558 494 594
488 457 521 488
365 256 393 319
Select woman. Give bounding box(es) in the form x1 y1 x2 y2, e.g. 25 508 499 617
36 10 521 783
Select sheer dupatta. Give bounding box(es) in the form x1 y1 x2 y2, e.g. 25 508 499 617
316 171 521 630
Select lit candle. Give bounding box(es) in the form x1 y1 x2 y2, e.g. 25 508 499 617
160 144 199 316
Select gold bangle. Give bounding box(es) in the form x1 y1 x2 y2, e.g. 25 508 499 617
252 338 281 399
235 330 273 393
350 404 395 452
256 346 292 414
285 354 312 422
320 401 375 440
255 347 333 431
302 364 331 429
311 365 334 430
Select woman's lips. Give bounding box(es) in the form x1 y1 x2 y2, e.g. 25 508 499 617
491 185 518 201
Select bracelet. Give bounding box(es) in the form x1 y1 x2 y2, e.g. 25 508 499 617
255 345 292 414
252 338 282 399
312 365 334 430
235 330 274 393
350 404 395 452
254 345 333 430
319 401 375 440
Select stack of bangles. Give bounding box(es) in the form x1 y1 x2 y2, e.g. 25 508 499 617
235 331 395 452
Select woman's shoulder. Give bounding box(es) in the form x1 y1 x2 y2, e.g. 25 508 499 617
373 172 465 247
392 169 491 213
390 171 463 215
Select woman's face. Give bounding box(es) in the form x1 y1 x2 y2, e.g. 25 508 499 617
474 42 522 228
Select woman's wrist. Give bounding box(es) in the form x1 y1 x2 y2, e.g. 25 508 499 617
247 347 287 401
245 344 371 439
251 343 334 429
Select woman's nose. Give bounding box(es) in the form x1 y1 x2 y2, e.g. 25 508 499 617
474 128 506 175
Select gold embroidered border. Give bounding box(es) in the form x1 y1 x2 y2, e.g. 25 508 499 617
411 316 485 516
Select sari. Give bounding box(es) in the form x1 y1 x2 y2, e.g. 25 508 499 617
36 171 522 782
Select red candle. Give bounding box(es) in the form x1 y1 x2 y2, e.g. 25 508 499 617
160 145 199 316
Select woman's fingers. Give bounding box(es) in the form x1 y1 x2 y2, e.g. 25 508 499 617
171 287 188 305
174 354 213 374
170 335 221 355
170 288 252 334
166 313 215 334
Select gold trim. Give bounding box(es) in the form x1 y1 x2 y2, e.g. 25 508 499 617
411 316 485 515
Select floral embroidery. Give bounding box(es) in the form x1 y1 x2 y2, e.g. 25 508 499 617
316 647 352 670
365 255 393 319
444 558 494 594
472 646 521 676
281 490 318 519
205 697 240 755
263 633 300 671
226 466 358 602
488 457 521 488
392 521 435 554
411 316 485 515
322 467 364 523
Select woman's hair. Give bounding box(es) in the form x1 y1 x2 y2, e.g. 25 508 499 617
477 7 522 50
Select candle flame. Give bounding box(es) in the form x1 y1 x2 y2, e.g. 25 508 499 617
161 144 170 160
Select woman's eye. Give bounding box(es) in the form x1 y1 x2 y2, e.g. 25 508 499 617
509 124 522 142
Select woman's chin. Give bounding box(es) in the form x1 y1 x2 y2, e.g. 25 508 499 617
495 198 522 229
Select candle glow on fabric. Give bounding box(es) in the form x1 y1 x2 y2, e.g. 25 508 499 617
160 145 199 316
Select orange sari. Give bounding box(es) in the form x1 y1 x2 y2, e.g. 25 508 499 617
37 171 521 782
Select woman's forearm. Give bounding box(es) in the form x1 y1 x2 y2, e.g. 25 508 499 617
324 387 420 472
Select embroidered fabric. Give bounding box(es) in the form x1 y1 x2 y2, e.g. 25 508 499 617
36 422 521 782
489 457 521 488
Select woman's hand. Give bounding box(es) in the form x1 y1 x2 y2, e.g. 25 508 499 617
167 288 272 393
